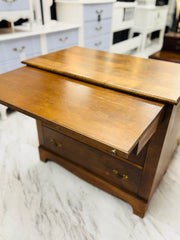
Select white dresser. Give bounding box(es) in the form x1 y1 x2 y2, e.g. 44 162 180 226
0 23 79 120
56 0 114 51
0 23 79 74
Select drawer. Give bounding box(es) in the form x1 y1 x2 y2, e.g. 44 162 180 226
46 29 78 53
84 19 112 40
135 8 167 30
0 58 23 74
163 38 180 51
0 0 30 11
153 9 167 28
0 35 41 63
83 3 113 22
85 34 111 51
42 126 142 194
123 8 135 21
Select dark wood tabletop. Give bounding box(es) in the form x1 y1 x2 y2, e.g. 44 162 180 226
0 66 163 158
23 46 180 105
150 50 180 64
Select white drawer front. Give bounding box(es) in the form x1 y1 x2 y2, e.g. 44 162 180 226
84 19 112 39
47 29 78 53
84 3 113 22
154 9 167 28
0 35 41 63
0 58 23 74
0 0 29 11
85 34 111 51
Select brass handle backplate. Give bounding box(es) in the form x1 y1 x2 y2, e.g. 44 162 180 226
2 0 16 3
94 41 102 46
59 37 68 42
50 139 62 148
95 26 102 31
96 9 103 14
113 169 128 180
13 46 25 53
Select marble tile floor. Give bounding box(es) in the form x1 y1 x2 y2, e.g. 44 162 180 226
0 111 180 240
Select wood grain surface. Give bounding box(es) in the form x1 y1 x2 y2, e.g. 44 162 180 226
150 50 180 64
23 46 180 104
0 66 163 158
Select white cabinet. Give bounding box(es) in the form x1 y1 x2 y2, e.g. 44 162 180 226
0 23 79 74
110 2 141 55
83 3 113 22
0 35 41 74
0 0 30 11
46 28 78 53
56 0 113 51
133 5 168 57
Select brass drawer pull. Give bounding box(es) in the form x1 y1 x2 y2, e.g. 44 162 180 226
59 37 68 42
94 41 102 46
50 139 62 148
113 169 128 180
13 46 25 53
96 9 103 14
95 26 102 31
2 0 16 2
111 149 117 156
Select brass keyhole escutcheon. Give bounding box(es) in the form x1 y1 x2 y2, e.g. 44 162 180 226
111 149 117 156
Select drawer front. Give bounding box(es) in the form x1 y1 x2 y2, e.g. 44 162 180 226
42 126 142 194
85 34 111 51
163 38 180 51
84 18 112 39
0 58 23 74
0 35 41 63
46 29 78 53
123 8 135 21
84 3 113 22
0 0 30 11
154 9 167 28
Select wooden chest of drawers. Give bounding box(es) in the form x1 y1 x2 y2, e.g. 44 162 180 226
0 47 180 217
40 124 144 194
162 32 180 52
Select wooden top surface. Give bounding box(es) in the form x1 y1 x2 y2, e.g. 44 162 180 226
150 50 180 64
165 32 180 39
0 66 163 158
23 46 180 105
